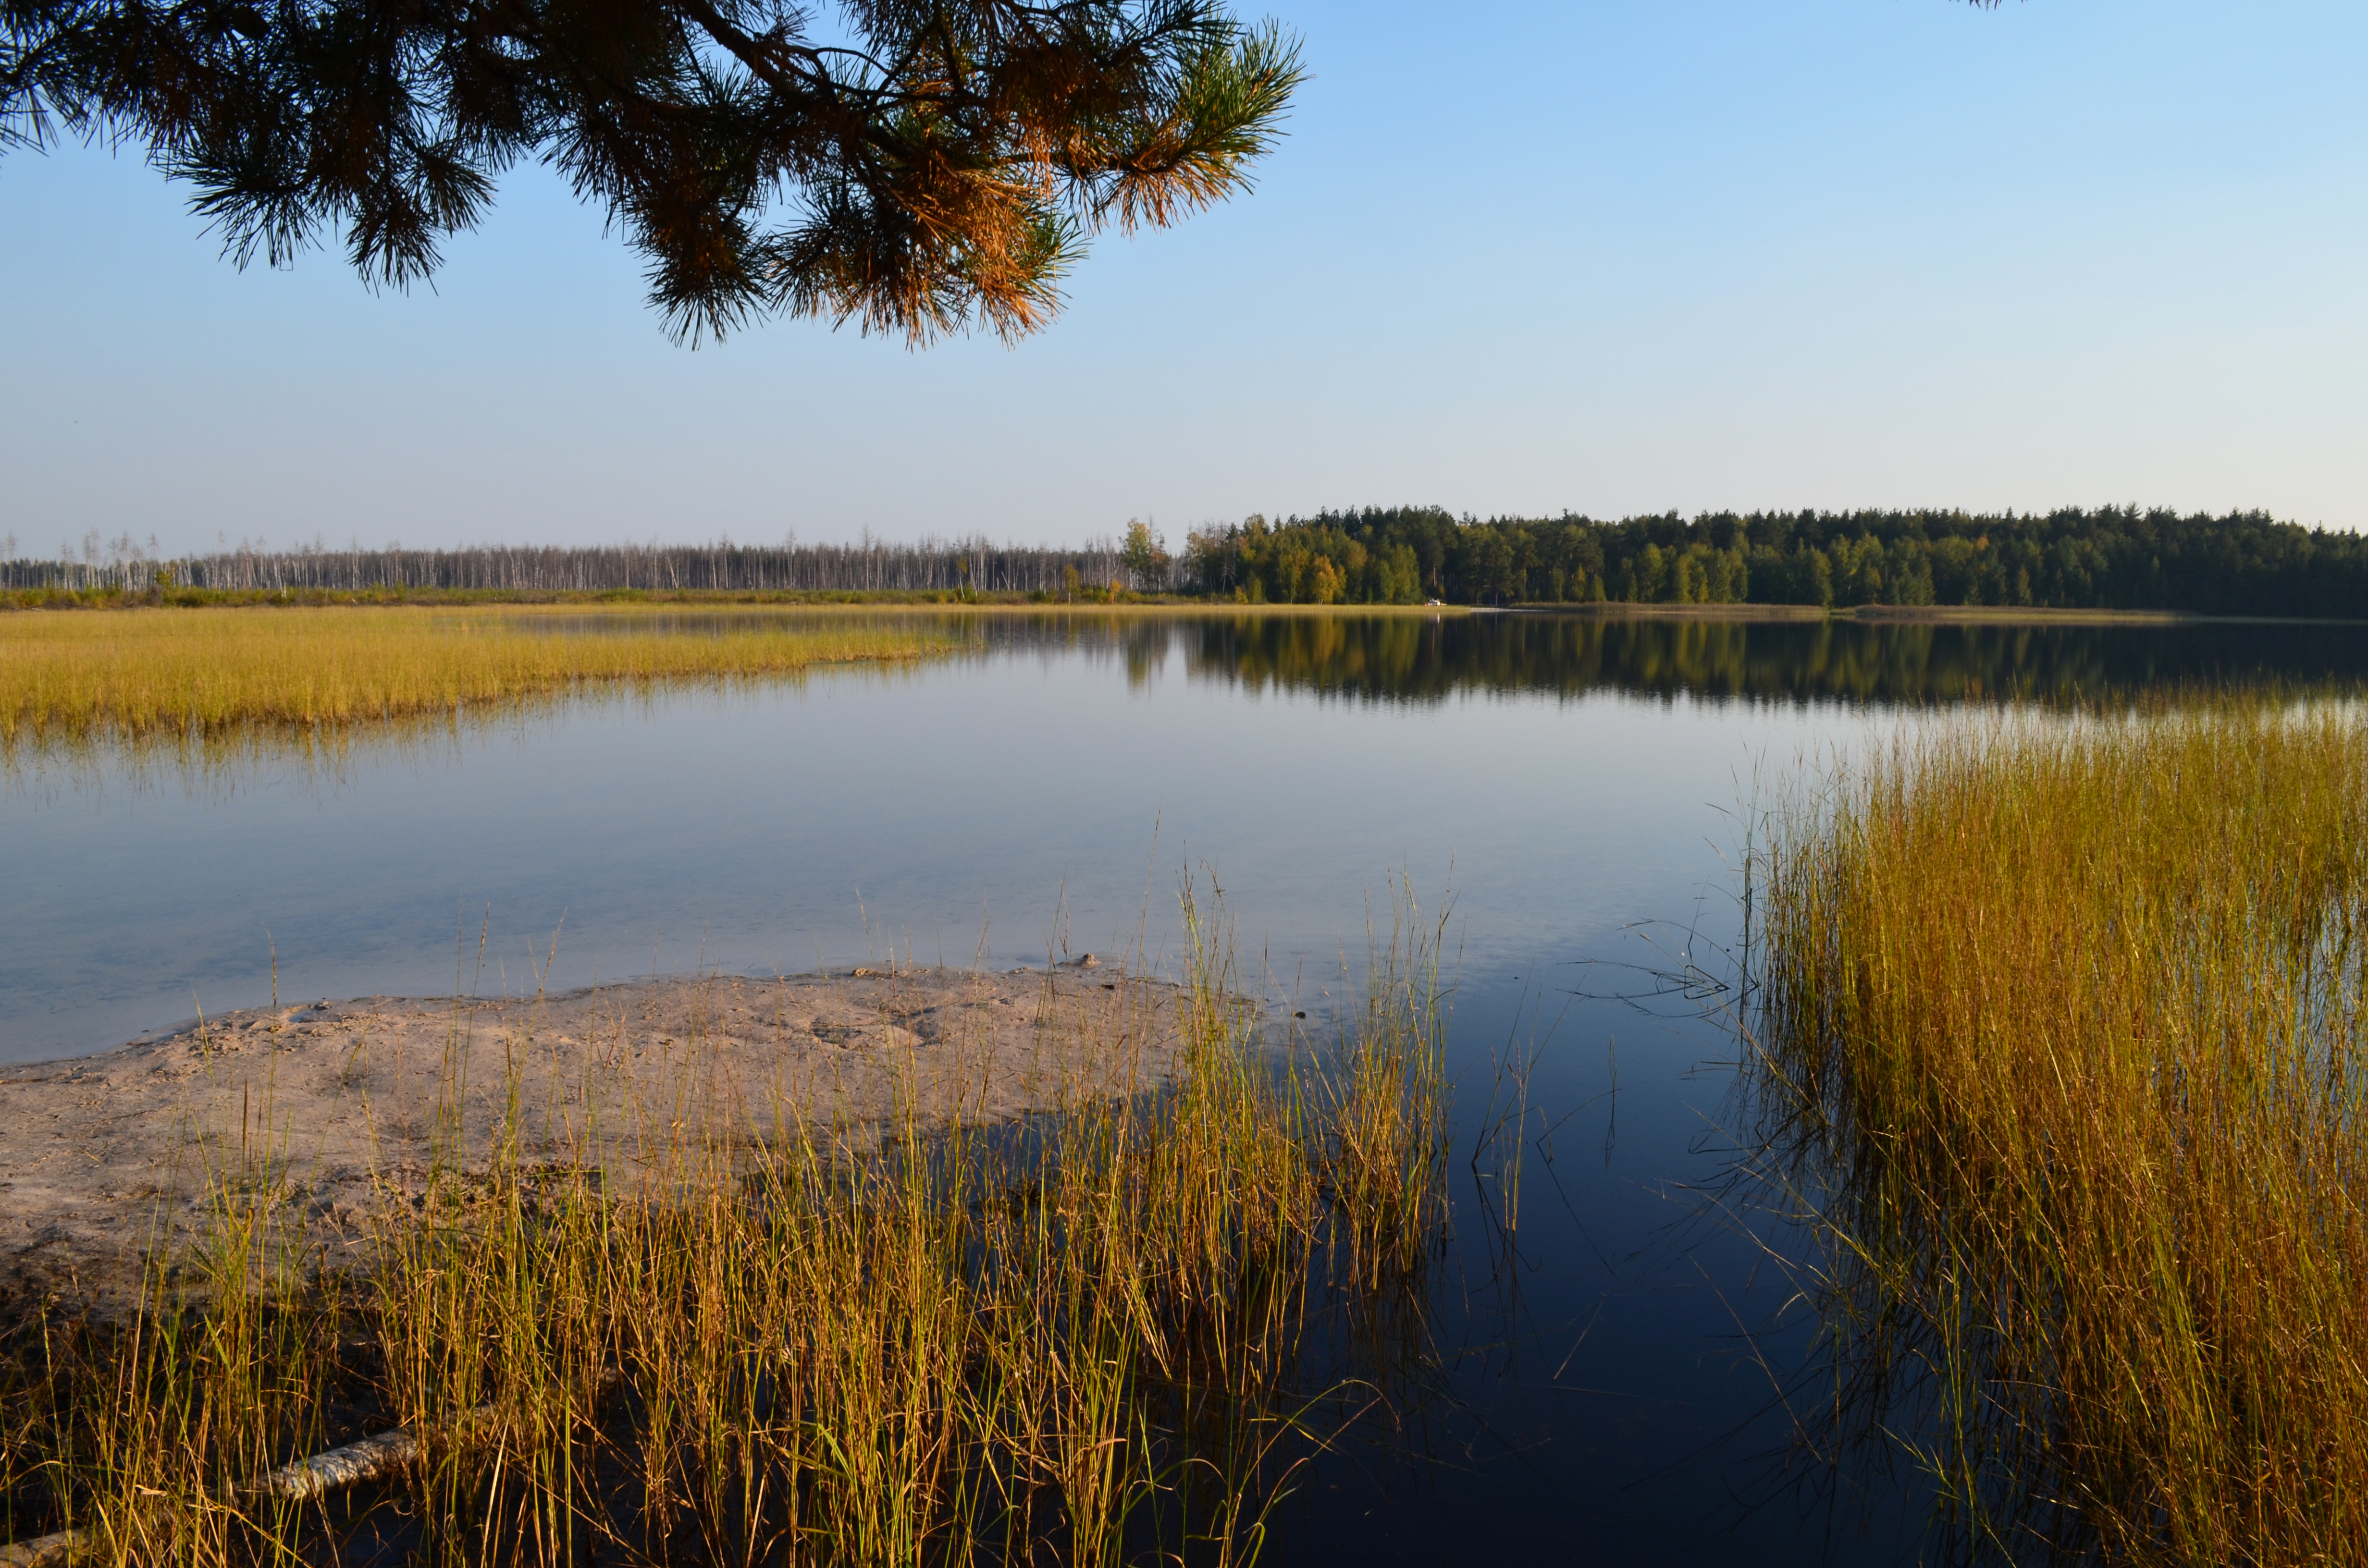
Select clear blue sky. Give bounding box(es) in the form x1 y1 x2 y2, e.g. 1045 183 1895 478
3 0 2361 555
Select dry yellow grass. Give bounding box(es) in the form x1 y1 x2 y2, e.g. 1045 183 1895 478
0 607 945 750
1752 703 2368 1565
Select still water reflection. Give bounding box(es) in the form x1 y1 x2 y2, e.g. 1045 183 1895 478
5 610 2358 1564
1175 610 2368 706
507 607 2368 709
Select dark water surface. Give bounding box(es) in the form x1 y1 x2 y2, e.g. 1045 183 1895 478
6 610 2361 1564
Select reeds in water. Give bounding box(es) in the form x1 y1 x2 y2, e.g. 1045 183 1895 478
1749 702 2368 1564
0 888 1446 1566
0 606 943 756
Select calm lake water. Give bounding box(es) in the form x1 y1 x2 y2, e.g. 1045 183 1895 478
7 610 2363 1564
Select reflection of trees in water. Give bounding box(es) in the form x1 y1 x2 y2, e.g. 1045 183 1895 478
1185 615 1444 701
26 612 2366 789
1151 614 2368 707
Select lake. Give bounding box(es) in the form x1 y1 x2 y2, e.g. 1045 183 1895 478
6 609 2361 1564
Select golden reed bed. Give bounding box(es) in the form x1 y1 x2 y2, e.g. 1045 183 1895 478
0 606 946 752
1751 702 2368 1565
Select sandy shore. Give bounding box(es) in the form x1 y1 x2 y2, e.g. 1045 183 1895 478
0 963 1180 1308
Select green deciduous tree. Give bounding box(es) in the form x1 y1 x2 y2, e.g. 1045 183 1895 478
1118 517 1169 590
1 0 1302 343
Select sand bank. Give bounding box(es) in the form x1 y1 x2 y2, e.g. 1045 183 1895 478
0 964 1179 1306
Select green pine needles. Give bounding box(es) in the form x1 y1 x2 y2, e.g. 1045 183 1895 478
1 2 1304 344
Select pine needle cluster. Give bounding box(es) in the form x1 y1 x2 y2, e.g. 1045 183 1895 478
1 0 1303 343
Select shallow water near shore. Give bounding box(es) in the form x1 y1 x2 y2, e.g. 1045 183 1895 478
5 610 2360 1564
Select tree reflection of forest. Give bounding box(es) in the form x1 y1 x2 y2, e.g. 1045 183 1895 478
1157 612 2368 707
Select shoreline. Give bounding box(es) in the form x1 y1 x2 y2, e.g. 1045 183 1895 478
1 588 1474 615
13 590 2361 627
0 966 1182 1309
1505 602 2368 627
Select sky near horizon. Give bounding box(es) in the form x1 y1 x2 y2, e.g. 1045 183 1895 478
4 0 2362 556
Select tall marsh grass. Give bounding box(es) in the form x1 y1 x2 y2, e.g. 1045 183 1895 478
0 890 1447 1566
1750 703 2368 1564
0 606 943 756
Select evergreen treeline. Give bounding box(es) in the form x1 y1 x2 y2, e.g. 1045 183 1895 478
1182 507 2368 616
9 508 2362 615
0 532 1123 597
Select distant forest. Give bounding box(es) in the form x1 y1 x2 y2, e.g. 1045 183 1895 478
1181 508 2368 616
5 508 2362 616
0 532 1122 598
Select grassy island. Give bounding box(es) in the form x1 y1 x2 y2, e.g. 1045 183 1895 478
0 605 947 754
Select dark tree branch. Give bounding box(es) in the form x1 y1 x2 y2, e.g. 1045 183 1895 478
4 0 1304 341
